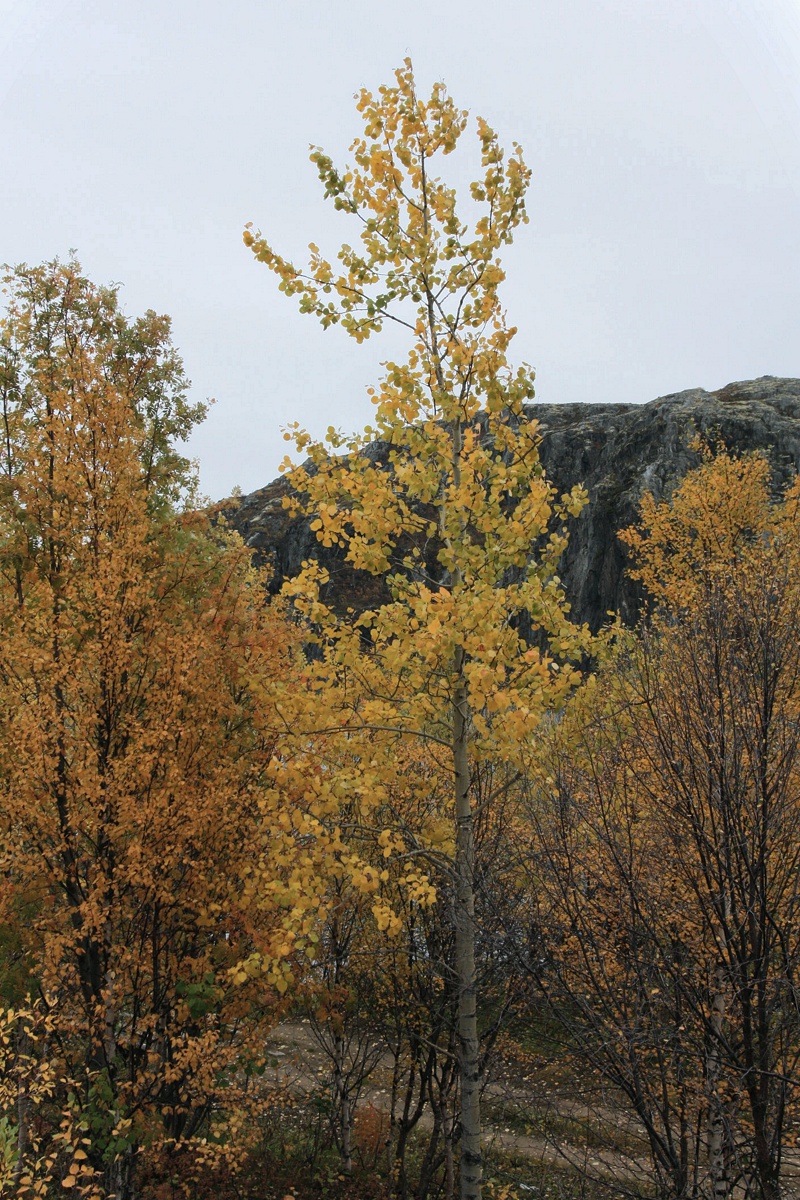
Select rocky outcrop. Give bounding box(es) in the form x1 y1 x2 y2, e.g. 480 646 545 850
222 377 800 630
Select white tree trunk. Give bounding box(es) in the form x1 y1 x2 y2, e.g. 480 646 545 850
453 657 482 1200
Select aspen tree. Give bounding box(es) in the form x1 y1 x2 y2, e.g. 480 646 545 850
247 63 593 1199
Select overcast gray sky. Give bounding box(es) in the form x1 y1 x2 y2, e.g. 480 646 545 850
2 0 799 500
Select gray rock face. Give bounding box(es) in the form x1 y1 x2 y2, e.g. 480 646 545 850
222 376 800 630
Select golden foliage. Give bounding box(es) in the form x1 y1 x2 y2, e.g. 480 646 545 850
531 448 800 1197
0 261 325 1195
247 64 600 1200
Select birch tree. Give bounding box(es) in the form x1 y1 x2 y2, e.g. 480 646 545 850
529 450 800 1200
0 260 316 1199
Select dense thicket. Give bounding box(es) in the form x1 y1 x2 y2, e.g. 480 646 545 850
0 260 332 1199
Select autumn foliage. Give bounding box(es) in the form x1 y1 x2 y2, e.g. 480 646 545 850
528 449 800 1199
246 61 596 1200
1 67 800 1200
0 261 321 1197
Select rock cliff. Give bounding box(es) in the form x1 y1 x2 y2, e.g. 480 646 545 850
223 376 800 630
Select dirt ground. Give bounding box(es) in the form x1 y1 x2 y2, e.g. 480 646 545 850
264 1020 800 1197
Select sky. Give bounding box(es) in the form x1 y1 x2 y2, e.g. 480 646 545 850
1 0 799 501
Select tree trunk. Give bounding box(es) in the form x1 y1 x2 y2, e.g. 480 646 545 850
428 1074 456 1200
417 1107 443 1200
453 657 481 1200
333 1032 354 1175
707 965 730 1199
107 1145 136 1200
12 1021 30 1191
